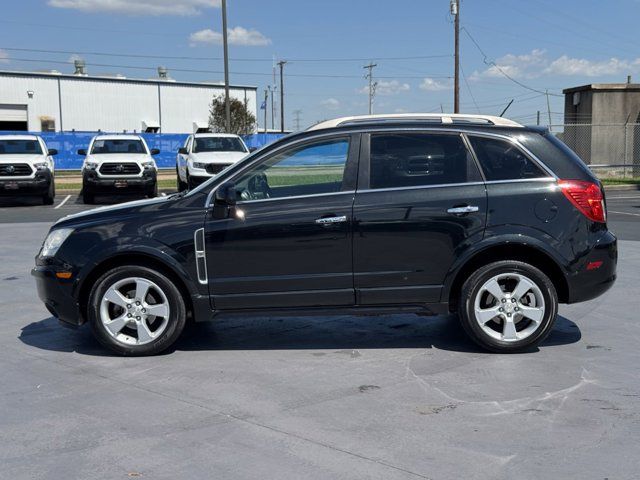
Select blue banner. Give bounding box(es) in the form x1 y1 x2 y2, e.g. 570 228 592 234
0 131 286 170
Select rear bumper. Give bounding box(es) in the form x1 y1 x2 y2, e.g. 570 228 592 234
566 230 618 303
0 171 52 195
32 265 83 326
83 170 156 192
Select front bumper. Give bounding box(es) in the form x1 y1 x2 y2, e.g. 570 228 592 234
83 170 156 192
0 171 52 196
32 265 83 326
566 230 618 303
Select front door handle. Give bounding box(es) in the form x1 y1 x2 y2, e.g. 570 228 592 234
447 205 479 214
315 215 347 225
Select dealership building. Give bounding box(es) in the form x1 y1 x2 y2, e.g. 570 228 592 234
0 66 258 134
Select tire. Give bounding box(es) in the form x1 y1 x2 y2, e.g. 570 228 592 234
82 188 94 204
43 181 55 205
176 166 187 192
458 260 558 353
87 265 187 356
147 182 158 198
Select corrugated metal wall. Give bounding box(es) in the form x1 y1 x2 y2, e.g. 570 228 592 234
0 73 257 134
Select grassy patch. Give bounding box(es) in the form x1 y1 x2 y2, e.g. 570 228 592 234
600 178 640 185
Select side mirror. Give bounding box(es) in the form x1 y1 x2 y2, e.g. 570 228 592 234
48 149 58 156
150 148 160 155
77 149 87 156
214 182 236 206
248 147 257 153
178 147 188 155
212 182 237 219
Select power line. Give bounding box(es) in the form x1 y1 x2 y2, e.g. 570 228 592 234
2 57 451 80
0 46 452 64
461 27 563 97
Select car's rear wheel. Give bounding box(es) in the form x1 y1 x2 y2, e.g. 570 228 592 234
458 261 558 353
88 266 187 356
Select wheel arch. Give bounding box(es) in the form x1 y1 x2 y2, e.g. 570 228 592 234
77 252 195 325
445 242 569 311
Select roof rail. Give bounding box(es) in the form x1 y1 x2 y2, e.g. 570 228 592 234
307 113 523 131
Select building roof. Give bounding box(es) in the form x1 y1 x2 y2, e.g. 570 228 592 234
563 83 640 94
308 113 523 131
0 69 257 90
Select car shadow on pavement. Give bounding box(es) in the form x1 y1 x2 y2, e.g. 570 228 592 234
0 197 45 207
19 314 582 357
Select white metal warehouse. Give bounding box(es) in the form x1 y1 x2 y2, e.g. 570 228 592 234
0 69 258 134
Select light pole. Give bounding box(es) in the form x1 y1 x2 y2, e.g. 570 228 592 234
451 0 460 113
277 60 287 133
221 0 231 132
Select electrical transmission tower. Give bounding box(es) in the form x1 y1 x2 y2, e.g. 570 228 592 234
293 110 302 131
363 63 378 115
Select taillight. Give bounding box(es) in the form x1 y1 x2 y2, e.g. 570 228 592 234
558 180 606 223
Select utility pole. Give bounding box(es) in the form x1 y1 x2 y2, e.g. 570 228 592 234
363 62 377 115
277 60 287 132
545 89 553 132
263 89 268 133
221 0 231 133
269 85 277 130
451 0 460 113
293 109 302 131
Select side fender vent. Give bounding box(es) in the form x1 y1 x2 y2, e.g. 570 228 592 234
194 228 207 285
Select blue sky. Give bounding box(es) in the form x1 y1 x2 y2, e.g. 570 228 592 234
1 0 639 129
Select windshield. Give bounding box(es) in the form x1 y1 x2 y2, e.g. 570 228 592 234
0 139 43 155
194 137 247 153
90 139 146 155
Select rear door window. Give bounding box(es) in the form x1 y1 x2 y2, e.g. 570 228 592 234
468 136 548 181
368 133 482 189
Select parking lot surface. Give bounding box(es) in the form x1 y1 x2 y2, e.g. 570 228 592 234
0 190 639 479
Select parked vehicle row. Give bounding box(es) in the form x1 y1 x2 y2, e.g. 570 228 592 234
0 132 252 205
33 113 617 356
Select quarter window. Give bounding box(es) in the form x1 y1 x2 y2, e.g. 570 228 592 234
468 136 548 181
369 133 481 189
234 138 349 201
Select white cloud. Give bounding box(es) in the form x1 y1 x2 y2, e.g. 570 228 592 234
472 49 640 80
189 27 271 46
321 98 340 110
420 77 452 91
358 79 410 96
48 0 219 16
0 49 9 64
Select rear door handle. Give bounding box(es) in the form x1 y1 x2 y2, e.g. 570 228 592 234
315 215 347 225
447 205 479 214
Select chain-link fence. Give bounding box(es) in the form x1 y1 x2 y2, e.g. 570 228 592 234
550 123 640 178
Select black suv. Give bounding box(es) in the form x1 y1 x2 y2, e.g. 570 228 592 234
33 114 617 355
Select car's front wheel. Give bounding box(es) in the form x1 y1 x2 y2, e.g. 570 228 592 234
458 261 558 353
176 166 187 192
43 181 55 205
88 266 187 356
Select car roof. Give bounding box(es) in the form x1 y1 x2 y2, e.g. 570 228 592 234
93 135 144 141
0 134 41 141
308 113 523 131
193 133 242 138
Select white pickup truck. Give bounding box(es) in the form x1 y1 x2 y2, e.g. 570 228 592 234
79 134 159 204
0 134 57 205
176 133 252 191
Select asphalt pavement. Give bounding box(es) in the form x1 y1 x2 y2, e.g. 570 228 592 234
0 188 639 479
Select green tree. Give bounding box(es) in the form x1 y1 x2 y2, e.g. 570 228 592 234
208 95 256 135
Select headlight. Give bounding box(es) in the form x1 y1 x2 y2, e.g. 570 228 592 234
40 228 74 258
33 161 49 171
84 162 98 171
192 162 207 169
141 160 156 170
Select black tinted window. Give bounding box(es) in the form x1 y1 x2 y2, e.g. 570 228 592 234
91 139 146 154
469 136 547 181
0 140 42 154
194 137 247 153
369 133 481 189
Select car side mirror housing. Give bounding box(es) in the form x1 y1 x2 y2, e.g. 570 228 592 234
248 147 257 153
48 149 58 156
150 148 160 155
212 182 237 219
77 149 87 156
178 147 188 155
